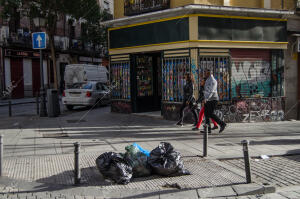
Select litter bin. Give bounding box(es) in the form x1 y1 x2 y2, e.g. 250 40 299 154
47 89 61 117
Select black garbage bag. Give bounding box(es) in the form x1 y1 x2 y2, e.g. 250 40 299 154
124 144 151 178
148 142 190 176
95 152 133 184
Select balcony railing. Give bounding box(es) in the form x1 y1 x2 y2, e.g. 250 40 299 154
124 0 170 16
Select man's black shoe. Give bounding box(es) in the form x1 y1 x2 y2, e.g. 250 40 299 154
219 123 227 133
211 126 218 130
200 130 211 134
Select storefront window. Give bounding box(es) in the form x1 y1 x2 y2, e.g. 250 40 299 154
162 57 190 102
111 62 131 99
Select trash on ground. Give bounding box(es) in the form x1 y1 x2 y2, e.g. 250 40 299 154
95 152 133 184
124 144 152 177
132 142 150 157
148 142 190 176
162 183 182 189
260 155 270 160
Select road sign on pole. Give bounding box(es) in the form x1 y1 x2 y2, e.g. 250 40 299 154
32 32 47 49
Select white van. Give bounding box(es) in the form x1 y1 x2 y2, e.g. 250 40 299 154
64 64 108 89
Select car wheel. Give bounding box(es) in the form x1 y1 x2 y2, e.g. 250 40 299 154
66 105 74 110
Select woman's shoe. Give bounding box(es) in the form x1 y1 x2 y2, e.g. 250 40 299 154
192 127 199 131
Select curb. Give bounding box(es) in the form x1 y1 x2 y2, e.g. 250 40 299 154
0 176 276 199
0 101 36 107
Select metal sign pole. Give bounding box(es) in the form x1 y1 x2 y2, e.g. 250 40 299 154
39 49 47 117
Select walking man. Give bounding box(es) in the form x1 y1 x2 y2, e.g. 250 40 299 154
203 68 226 133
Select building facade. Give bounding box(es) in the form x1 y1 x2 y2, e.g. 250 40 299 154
107 0 300 122
0 6 107 98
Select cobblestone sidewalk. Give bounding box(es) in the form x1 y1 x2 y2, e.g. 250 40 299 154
222 155 300 188
3 153 245 190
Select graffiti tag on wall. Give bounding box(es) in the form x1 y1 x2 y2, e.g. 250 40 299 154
111 101 132 113
231 59 271 98
214 97 285 123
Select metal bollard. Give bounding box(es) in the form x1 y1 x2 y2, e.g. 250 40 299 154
203 124 208 157
0 135 3 176
241 140 252 183
8 101 12 117
36 95 40 115
74 142 81 185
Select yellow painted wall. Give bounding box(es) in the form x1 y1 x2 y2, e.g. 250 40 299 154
229 0 261 8
114 0 124 19
192 0 223 6
171 0 194 8
271 0 295 10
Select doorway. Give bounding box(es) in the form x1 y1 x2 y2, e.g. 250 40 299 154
32 59 41 96
132 53 162 113
10 58 24 99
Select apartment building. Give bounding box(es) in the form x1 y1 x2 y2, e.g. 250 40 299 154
106 0 300 122
0 7 106 98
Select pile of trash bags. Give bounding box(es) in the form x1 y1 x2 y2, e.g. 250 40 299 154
95 142 190 184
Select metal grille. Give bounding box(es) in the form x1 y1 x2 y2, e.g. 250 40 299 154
111 61 131 100
198 56 230 101
162 57 190 102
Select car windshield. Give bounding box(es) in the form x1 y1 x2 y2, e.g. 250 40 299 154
70 82 93 89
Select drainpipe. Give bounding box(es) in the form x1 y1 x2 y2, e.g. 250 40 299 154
281 0 284 9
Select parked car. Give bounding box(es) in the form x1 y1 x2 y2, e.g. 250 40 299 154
62 81 110 110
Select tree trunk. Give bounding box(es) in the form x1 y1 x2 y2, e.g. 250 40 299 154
49 34 58 89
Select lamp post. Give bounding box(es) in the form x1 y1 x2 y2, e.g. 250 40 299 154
33 17 47 117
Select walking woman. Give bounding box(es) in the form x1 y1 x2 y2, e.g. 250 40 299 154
176 73 198 126
192 78 218 131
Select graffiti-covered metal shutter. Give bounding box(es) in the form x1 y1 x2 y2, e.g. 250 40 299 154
110 54 131 100
231 49 271 98
162 49 190 102
198 49 231 101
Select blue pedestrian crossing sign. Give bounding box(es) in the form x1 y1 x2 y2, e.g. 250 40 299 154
32 32 47 49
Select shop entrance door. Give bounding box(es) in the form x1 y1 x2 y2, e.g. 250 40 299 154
133 53 161 113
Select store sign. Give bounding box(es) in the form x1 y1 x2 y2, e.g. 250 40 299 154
79 56 102 63
124 0 170 16
4 49 47 58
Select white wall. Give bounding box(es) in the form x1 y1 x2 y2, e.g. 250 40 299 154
4 58 11 89
224 0 230 6
23 59 32 86
99 0 114 15
263 0 271 9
